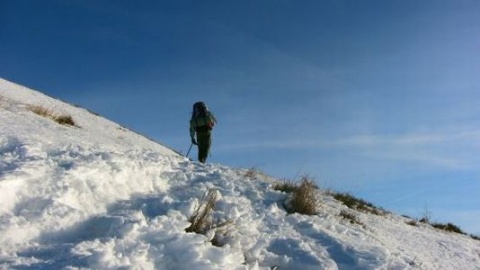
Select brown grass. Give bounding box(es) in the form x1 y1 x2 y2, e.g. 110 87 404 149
339 210 364 226
29 105 77 127
243 167 258 179
186 189 218 234
55 115 75 126
332 192 386 216
288 177 319 215
30 105 53 117
273 179 298 193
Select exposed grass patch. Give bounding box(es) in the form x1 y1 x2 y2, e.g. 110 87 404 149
244 167 259 179
29 105 77 127
470 234 480 241
332 192 386 216
30 105 52 117
286 178 319 215
243 167 275 183
55 115 75 126
339 210 364 226
431 222 466 235
273 179 298 193
406 220 418 227
407 213 478 240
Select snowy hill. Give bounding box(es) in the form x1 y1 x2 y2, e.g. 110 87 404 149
1 78 479 270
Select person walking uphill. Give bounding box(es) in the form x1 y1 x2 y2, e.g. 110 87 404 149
189 101 217 163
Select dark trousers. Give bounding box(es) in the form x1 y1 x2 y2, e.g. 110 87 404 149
196 130 211 163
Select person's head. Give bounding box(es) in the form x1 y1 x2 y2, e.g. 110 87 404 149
193 101 207 114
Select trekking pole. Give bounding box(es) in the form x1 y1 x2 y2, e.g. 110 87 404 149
186 143 193 157
209 144 214 161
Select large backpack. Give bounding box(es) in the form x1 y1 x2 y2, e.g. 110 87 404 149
191 102 215 130
193 102 207 117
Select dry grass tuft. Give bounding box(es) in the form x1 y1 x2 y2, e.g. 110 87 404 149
55 115 75 126
288 177 319 215
186 189 218 234
185 189 236 247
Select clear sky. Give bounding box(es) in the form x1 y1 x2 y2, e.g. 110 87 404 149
1 0 479 235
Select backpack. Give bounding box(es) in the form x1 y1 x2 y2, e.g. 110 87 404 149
191 102 216 131
193 102 207 117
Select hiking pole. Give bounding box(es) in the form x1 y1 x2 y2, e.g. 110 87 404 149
186 143 193 158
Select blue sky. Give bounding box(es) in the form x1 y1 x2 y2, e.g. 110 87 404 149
1 0 479 235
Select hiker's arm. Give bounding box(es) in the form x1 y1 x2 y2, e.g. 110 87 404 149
189 120 196 139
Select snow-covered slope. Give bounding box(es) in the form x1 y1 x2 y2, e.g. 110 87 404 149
1 78 479 270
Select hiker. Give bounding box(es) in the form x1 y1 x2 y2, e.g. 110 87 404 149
189 101 217 163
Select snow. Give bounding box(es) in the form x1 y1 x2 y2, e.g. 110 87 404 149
1 77 479 269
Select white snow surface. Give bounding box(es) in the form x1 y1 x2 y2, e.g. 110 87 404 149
1 77 479 270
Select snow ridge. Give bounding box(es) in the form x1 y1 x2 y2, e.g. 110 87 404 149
1 78 479 269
